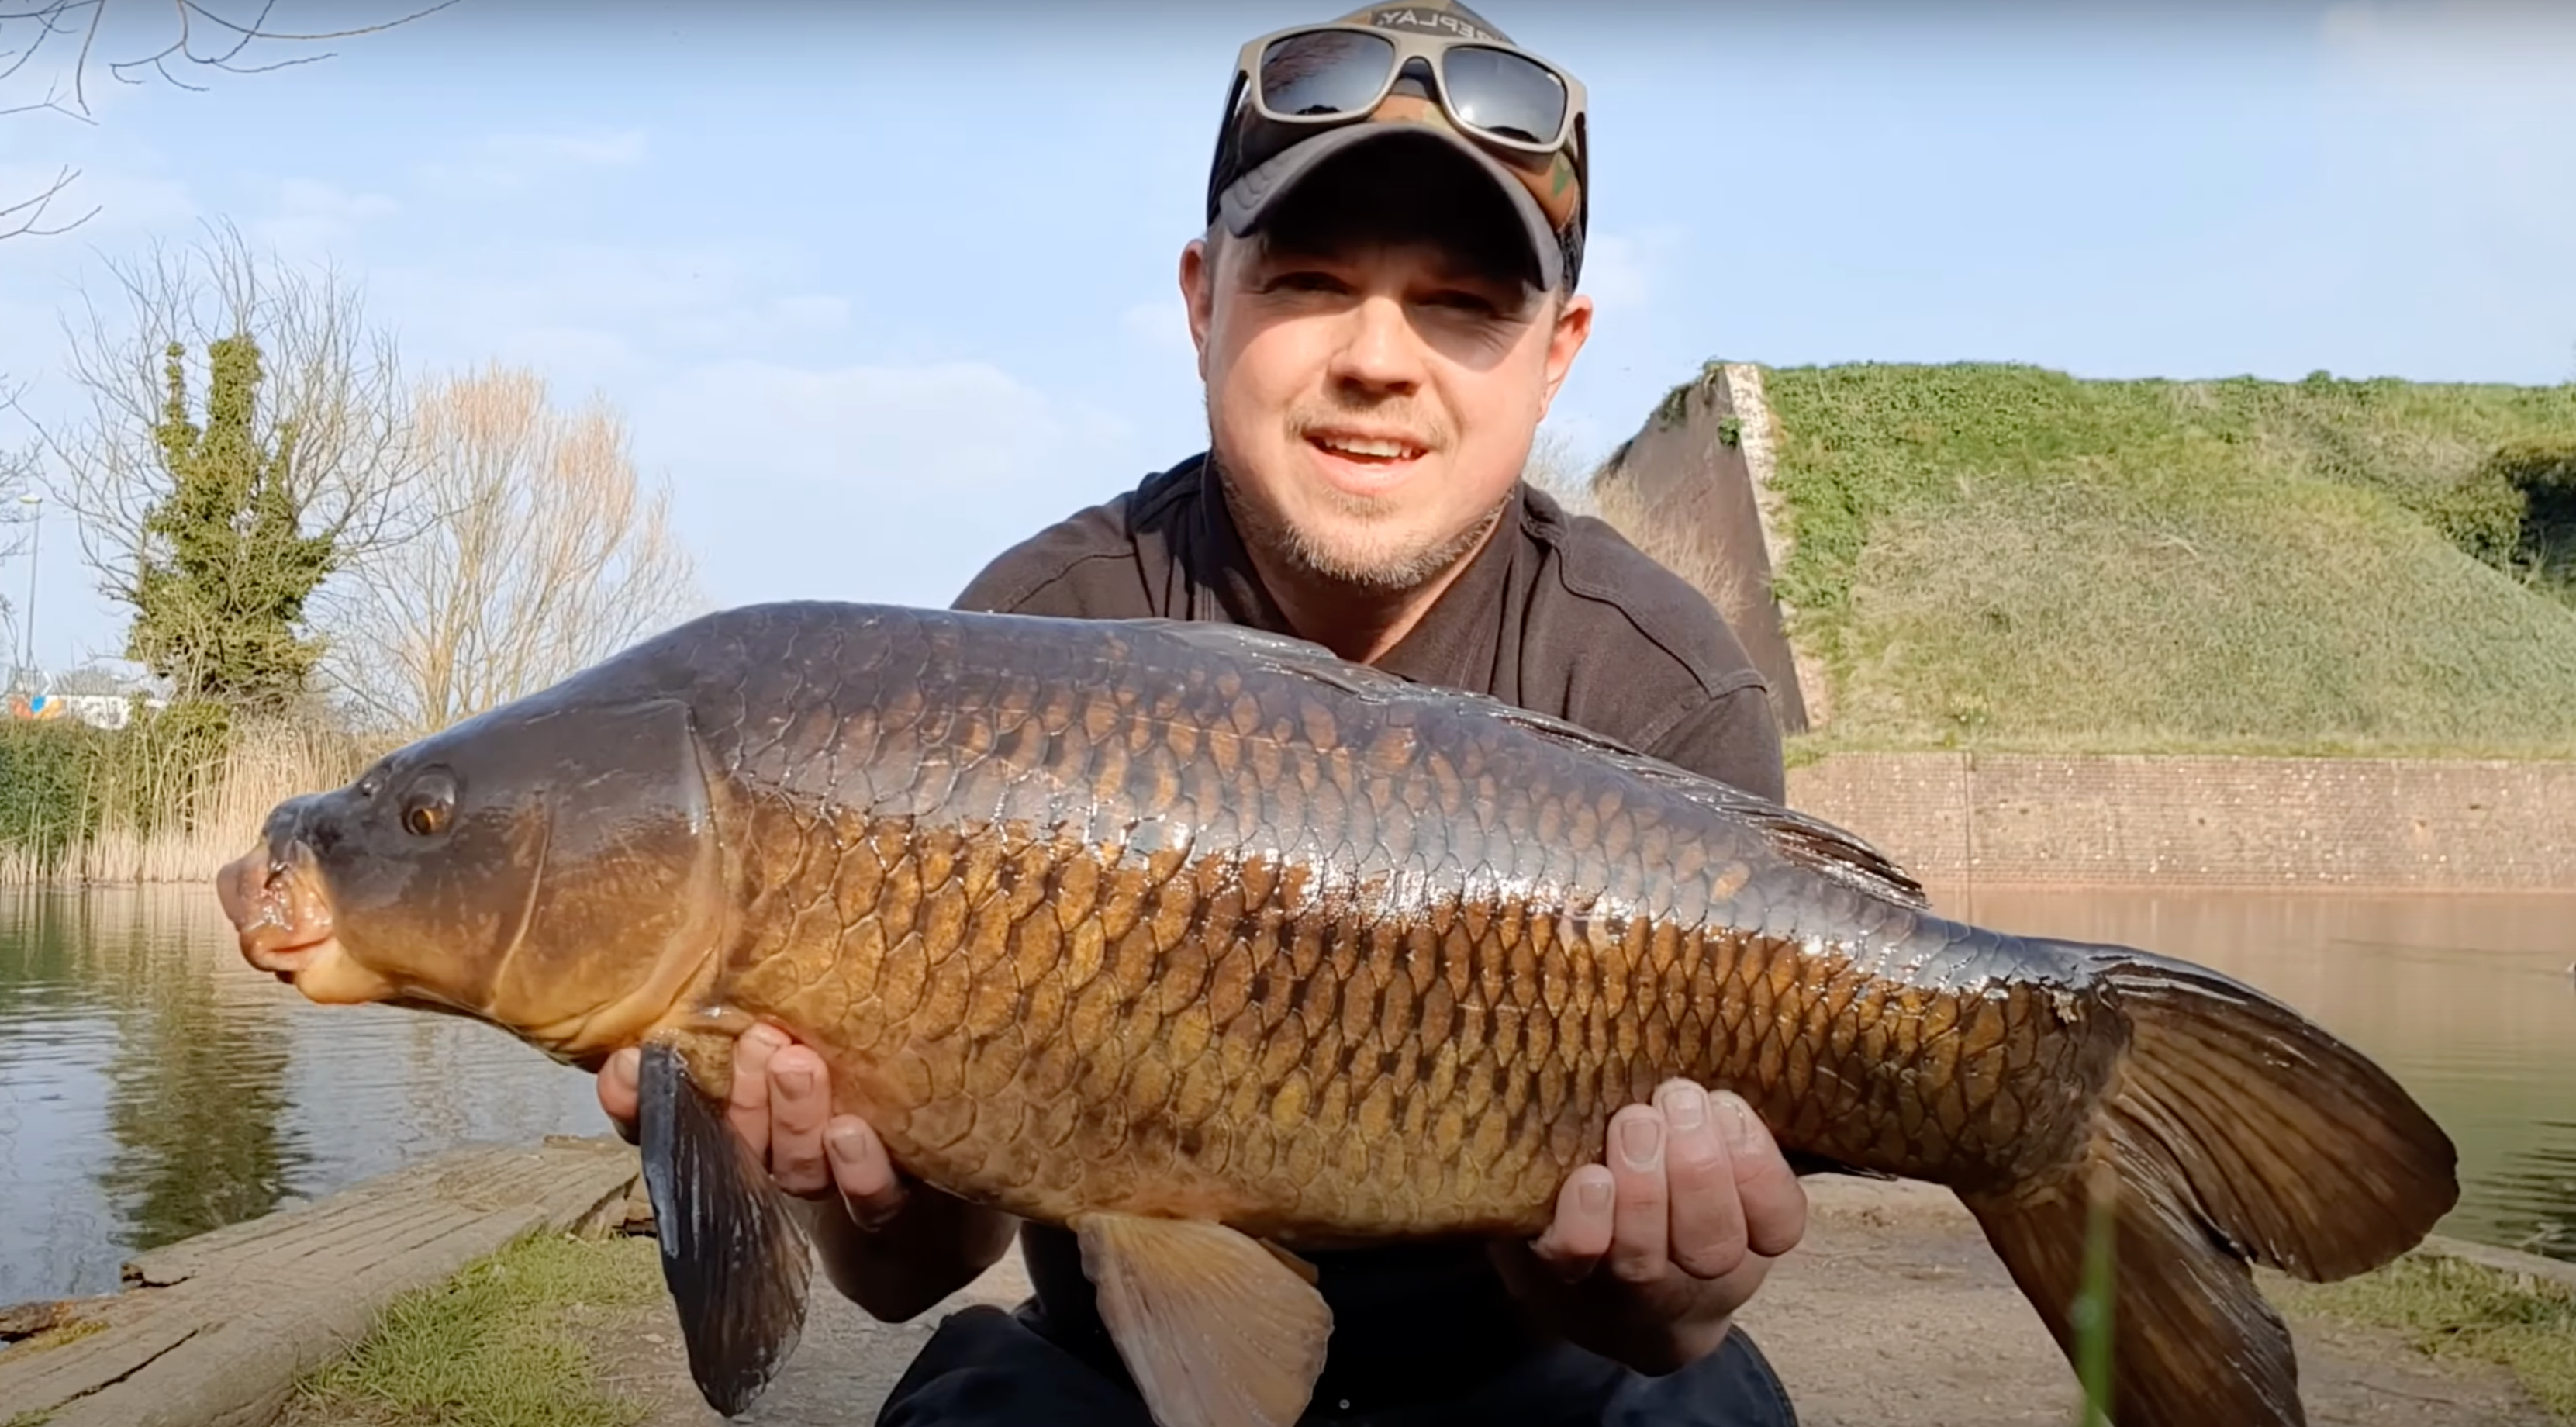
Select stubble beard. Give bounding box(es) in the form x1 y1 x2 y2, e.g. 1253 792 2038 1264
1212 448 1507 596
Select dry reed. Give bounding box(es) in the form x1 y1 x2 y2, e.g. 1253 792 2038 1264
0 717 371 886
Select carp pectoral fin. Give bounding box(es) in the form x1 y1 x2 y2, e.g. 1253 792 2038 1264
639 1041 813 1418
1073 1213 1331 1427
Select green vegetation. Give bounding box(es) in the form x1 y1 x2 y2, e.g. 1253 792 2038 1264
2277 1252 2576 1419
1716 361 2576 755
12 1316 105 1352
287 1230 665 1427
0 707 364 883
129 334 339 706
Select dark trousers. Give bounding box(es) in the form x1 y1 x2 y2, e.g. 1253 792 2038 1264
877 1301 1798 1427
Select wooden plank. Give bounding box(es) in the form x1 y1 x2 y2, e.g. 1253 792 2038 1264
0 1134 641 1427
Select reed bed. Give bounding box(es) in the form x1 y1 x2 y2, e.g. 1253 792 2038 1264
0 711 375 886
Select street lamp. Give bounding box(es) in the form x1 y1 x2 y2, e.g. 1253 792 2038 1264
18 492 39 689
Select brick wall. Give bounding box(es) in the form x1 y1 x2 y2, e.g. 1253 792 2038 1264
1784 752 2576 890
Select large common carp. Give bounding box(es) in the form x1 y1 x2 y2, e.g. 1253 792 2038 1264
216 602 2455 1427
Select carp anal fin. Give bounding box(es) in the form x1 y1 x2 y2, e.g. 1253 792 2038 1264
1075 1212 1331 1427
639 1040 813 1418
1961 944 2460 1427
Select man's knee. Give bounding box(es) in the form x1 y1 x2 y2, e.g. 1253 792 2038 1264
875 1304 1153 1427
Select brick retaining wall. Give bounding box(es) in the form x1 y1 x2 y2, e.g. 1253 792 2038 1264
1784 752 2576 890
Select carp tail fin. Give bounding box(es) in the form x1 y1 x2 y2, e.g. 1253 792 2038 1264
1963 945 2457 1427
639 1038 813 1418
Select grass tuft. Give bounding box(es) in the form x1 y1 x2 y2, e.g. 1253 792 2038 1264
287 1230 666 1427
12 1317 106 1353
2279 1253 2576 1418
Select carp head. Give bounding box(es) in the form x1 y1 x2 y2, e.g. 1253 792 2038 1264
216 696 733 1069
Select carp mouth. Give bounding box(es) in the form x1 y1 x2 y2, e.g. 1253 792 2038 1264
216 838 395 1006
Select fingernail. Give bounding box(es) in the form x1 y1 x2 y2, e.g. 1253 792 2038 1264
1660 1082 1707 1132
1579 1176 1612 1213
827 1123 867 1162
779 1066 812 1095
1716 1091 1757 1152
1618 1114 1662 1167
748 1024 787 1050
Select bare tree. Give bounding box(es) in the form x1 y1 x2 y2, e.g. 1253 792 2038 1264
319 362 706 737
0 440 36 671
25 218 426 675
2 0 455 239
1522 426 1600 520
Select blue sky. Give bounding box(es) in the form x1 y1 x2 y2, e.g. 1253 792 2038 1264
1 0 2571 674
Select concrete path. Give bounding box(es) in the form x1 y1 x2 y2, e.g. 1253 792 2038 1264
612 1176 2556 1426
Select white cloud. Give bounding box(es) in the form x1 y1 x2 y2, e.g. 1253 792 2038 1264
415 128 650 195
488 130 649 168
1579 225 1688 313
2320 1 2576 103
2316 0 2576 261
1121 298 1193 354
769 293 850 332
252 178 399 256
636 358 1141 611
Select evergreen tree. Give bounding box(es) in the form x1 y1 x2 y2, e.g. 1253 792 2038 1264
126 334 337 706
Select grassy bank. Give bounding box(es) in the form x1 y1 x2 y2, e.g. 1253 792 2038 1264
2276 1253 2576 1418
282 1229 666 1427
0 710 371 885
1617 363 2576 757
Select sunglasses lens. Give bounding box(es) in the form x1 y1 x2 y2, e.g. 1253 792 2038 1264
1441 46 1568 145
1258 30 1397 118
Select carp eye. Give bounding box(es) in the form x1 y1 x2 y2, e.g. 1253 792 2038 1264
400 772 456 838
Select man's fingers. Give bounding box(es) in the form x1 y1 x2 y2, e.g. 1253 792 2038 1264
1656 1080 1749 1281
1527 1165 1615 1280
823 1115 908 1229
765 1045 833 1195
596 1047 641 1143
1719 1091 1809 1258
1604 1104 1670 1286
725 1024 788 1160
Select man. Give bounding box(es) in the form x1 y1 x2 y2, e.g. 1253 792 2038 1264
599 4 1810 1422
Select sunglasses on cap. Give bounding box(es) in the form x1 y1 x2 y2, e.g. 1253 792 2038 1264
1229 21 1587 161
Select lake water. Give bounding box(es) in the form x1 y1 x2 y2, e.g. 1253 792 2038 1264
0 883 2567 1308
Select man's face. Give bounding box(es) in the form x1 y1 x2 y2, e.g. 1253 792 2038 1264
1182 190 1593 593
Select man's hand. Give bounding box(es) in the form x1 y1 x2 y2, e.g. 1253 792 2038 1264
595 1023 910 1225
1490 1079 1807 1375
595 1024 1018 1321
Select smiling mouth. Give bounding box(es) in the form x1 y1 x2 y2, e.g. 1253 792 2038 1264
1307 432 1431 476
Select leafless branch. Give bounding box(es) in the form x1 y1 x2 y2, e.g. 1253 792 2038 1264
13 216 431 641
316 363 708 738
1 0 454 237
0 162 95 237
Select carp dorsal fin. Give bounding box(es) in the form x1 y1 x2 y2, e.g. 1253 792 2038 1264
638 1040 813 1416
1074 1211 1331 1427
1127 618 1933 912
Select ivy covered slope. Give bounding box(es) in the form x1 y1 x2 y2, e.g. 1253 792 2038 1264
1750 363 2576 756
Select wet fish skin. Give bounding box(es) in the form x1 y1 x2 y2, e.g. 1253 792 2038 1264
218 602 2459 1427
689 606 2116 1238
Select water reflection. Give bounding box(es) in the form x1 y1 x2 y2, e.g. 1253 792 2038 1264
0 886 601 1304
1929 885 2576 1263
